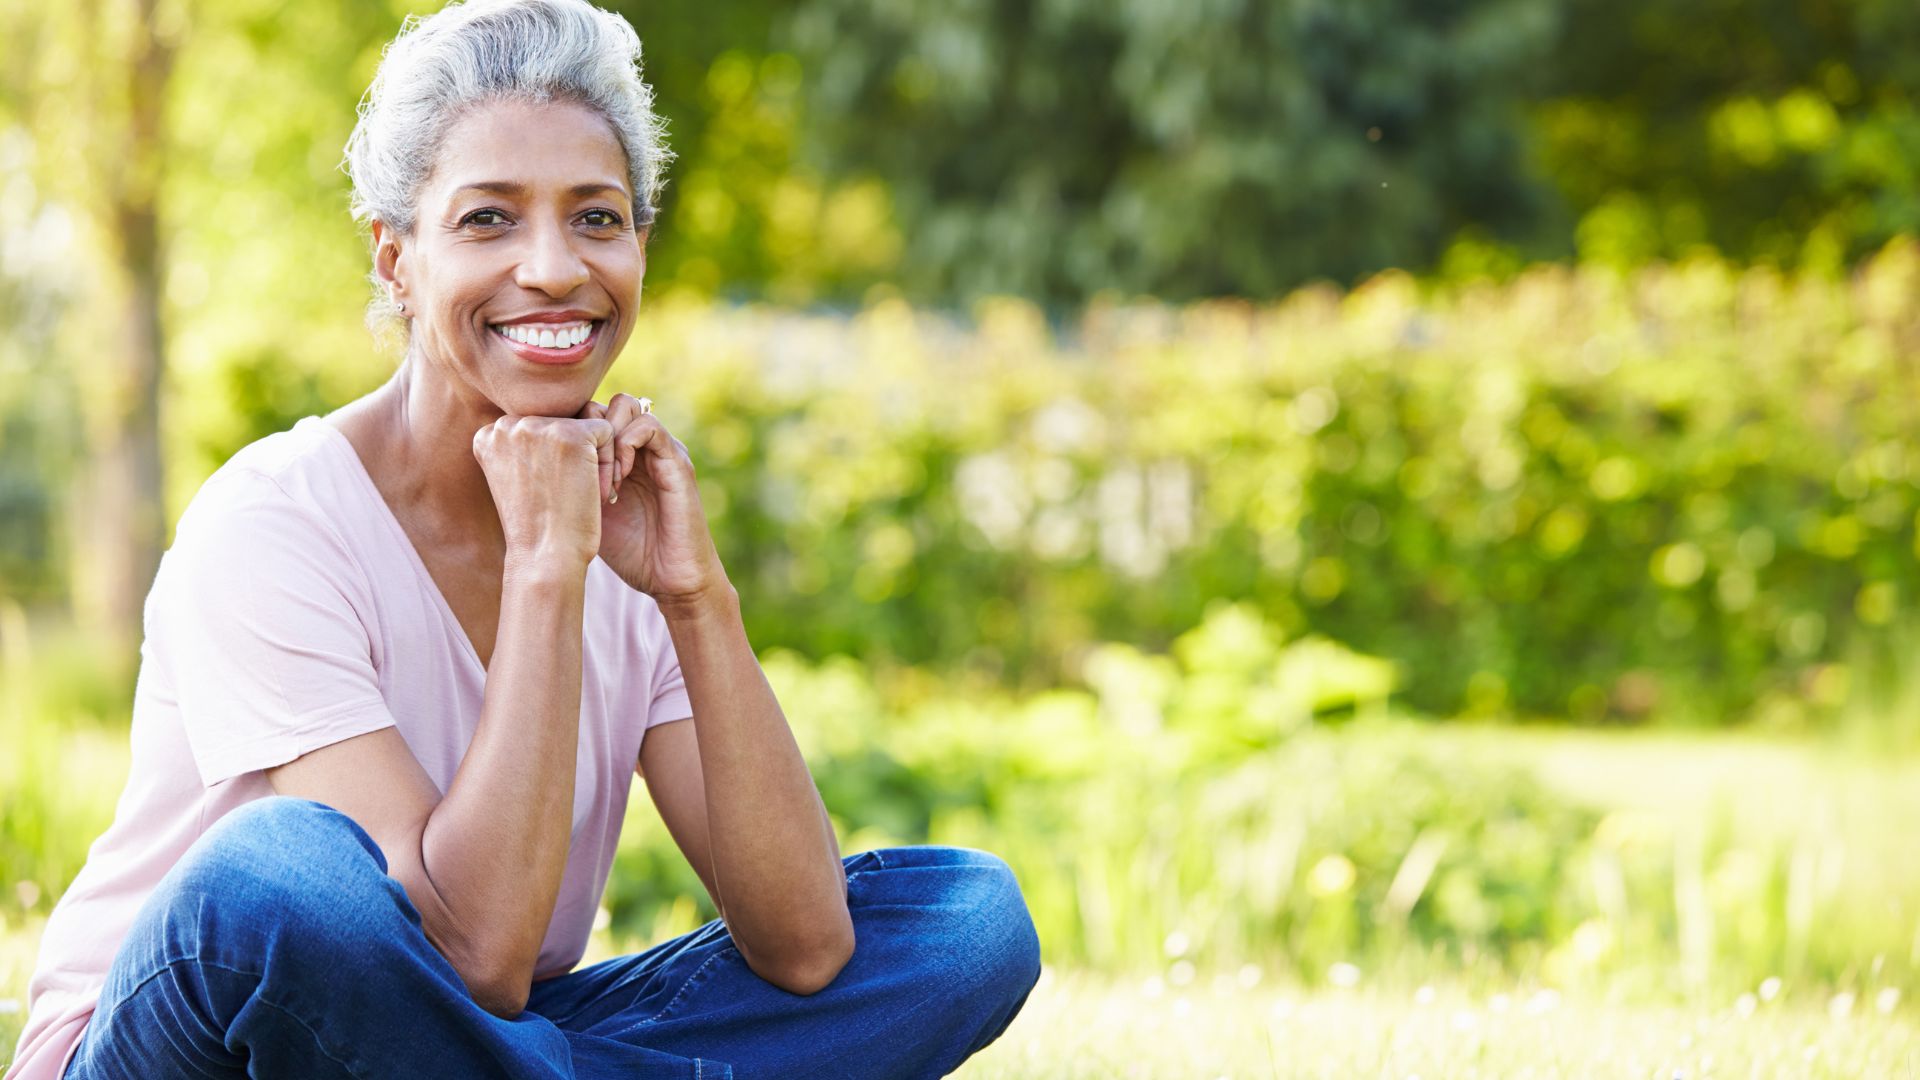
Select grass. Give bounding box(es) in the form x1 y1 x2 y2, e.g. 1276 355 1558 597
7 940 1917 1077
952 966 1920 1079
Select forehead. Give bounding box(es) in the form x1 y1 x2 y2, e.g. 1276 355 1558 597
427 98 631 202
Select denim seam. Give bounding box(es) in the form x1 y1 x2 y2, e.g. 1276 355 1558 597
249 993 369 1079
645 947 735 1024
96 955 366 1079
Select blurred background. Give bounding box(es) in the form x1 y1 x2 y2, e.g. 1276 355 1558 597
5 0 1920 1073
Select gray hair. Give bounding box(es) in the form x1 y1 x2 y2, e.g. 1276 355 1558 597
340 0 673 339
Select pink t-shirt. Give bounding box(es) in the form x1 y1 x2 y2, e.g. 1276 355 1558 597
6 415 694 1080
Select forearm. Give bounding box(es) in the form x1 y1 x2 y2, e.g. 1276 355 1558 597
421 556 586 999
665 584 852 980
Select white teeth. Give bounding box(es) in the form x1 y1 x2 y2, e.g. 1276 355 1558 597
492 321 594 348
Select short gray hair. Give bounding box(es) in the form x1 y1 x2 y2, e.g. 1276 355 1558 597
340 0 673 338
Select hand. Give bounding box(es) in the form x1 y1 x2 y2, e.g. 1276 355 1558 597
470 413 614 572
577 393 729 611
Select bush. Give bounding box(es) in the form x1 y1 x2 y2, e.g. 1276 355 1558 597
595 243 1920 724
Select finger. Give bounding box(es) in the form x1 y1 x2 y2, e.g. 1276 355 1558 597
611 416 685 496
577 402 612 499
570 416 617 503
605 393 648 488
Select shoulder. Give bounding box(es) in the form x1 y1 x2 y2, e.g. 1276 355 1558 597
165 418 365 586
175 418 351 536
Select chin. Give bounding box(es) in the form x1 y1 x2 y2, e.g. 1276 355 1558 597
490 380 597 420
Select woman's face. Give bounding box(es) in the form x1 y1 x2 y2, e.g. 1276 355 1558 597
376 97 645 419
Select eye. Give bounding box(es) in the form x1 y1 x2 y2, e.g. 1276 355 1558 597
582 208 624 228
461 208 510 228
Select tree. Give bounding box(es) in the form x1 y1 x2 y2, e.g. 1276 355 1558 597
6 0 180 650
785 0 1565 309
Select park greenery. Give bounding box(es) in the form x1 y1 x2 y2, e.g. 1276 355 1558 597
4 0 1920 1071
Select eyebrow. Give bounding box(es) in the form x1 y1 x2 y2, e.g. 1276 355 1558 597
451 180 629 199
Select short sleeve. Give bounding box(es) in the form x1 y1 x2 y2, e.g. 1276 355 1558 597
155 468 397 787
641 598 694 730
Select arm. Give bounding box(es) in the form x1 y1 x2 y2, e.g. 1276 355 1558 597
638 718 846 919
590 392 851 994
268 552 587 1020
637 684 848 991
664 590 851 992
269 416 610 1018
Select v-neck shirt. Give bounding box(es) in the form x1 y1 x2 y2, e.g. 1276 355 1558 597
7 414 694 1080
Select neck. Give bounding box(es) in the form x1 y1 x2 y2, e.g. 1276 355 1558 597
362 348 508 551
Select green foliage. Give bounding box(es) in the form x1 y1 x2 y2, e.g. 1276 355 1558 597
583 247 1920 724
785 0 1563 307
595 605 1920 997
1538 0 1920 272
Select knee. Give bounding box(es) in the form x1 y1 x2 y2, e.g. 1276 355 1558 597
165 796 395 950
905 847 1042 1004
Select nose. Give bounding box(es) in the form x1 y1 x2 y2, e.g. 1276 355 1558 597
514 218 591 297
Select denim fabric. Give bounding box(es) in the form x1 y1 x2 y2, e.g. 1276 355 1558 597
61 797 1041 1079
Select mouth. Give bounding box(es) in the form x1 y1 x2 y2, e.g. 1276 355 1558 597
489 319 603 365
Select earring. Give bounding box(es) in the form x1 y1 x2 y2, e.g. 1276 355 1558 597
397 299 407 314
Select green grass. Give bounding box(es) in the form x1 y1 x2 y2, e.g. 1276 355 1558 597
951 967 1920 1079
7 945 1916 1077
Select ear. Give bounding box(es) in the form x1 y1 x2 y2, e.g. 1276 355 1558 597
370 219 409 307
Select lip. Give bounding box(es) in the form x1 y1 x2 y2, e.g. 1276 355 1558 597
492 309 602 325
491 319 603 365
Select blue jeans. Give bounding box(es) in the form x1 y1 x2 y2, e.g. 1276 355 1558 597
62 797 1041 1079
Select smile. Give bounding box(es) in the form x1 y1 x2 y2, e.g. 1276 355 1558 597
489 319 602 364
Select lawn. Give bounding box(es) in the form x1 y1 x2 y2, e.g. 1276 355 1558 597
8 944 1917 1078
952 966 1919 1079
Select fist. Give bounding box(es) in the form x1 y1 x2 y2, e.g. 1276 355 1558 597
471 414 617 569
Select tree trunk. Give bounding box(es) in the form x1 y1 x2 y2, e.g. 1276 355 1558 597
73 0 173 653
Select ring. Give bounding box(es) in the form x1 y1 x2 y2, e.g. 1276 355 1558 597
637 396 653 416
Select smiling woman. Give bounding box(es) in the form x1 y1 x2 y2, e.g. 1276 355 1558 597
2 2 1038 1079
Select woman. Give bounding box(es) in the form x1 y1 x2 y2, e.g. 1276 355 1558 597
5 1 1040 1077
